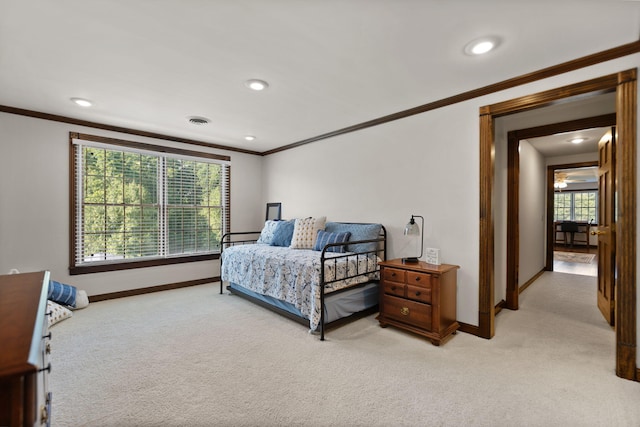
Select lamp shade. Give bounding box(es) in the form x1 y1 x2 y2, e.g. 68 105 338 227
404 217 420 236
402 215 424 263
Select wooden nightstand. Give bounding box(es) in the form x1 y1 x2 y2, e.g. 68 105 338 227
376 259 459 346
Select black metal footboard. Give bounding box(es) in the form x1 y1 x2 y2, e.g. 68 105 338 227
220 223 387 340
318 225 387 340
219 230 261 294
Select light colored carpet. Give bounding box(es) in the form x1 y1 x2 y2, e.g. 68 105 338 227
50 273 640 426
554 251 596 264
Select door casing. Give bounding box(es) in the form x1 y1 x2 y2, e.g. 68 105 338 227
478 70 637 381
505 114 614 310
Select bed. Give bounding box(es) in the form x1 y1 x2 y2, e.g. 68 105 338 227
220 219 386 340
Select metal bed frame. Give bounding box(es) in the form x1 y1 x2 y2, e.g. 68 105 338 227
219 223 387 340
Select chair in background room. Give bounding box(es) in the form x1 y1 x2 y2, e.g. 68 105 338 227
560 221 580 248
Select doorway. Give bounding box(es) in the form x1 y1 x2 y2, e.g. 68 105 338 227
478 69 637 380
548 163 599 278
505 114 614 309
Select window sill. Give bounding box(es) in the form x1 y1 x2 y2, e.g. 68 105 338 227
69 253 220 275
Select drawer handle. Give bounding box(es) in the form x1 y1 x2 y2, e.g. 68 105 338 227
414 276 421 282
390 272 396 277
415 291 421 296
400 307 410 316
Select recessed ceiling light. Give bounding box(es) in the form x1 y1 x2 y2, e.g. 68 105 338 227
570 137 586 144
245 79 269 91
464 36 501 56
244 135 256 141
71 97 92 107
187 116 210 126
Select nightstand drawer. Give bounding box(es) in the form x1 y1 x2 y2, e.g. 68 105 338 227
406 271 431 288
382 295 432 330
383 267 405 283
383 281 405 298
406 284 431 303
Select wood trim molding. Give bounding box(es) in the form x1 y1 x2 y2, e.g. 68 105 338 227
88 277 218 303
545 160 600 270
0 105 262 156
615 69 637 380
506 132 520 310
479 69 637 381
1 41 638 158
506 114 614 305
457 321 480 336
71 132 231 162
478 111 495 339
264 40 640 155
70 253 220 275
518 269 546 294
494 300 507 315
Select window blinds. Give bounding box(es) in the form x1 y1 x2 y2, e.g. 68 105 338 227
72 134 230 268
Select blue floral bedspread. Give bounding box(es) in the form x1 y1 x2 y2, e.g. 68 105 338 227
221 244 379 330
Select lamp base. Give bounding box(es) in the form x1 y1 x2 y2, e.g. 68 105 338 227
402 257 419 263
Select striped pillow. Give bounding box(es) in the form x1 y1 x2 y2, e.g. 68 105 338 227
313 230 351 253
48 280 77 307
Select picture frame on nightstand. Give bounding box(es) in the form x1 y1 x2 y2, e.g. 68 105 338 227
425 248 440 265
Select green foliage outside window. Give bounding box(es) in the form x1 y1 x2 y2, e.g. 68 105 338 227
78 146 225 264
554 191 597 223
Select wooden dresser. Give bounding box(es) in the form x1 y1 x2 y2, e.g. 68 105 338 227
376 259 459 346
0 271 52 427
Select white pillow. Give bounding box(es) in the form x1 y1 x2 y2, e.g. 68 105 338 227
47 300 73 327
74 290 89 309
290 217 326 249
256 220 280 244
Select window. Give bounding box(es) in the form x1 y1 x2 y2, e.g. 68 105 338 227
70 133 230 274
554 190 597 222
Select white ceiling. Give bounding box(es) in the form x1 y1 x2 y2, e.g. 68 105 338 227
1 1 639 154
527 127 609 158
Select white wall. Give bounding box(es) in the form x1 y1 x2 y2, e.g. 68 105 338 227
518 140 547 285
262 103 480 325
262 54 639 332
0 113 263 296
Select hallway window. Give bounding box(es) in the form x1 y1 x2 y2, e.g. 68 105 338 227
554 190 597 222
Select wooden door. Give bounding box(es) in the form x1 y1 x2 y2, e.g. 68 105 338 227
596 128 615 326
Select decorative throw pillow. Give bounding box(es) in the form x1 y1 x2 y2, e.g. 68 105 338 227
47 300 73 327
257 220 280 244
48 280 77 307
290 216 327 249
325 222 382 253
270 219 296 247
75 290 90 309
313 230 351 253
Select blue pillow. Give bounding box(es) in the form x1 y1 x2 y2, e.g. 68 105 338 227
270 219 295 247
313 230 351 253
324 222 382 253
48 280 77 307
